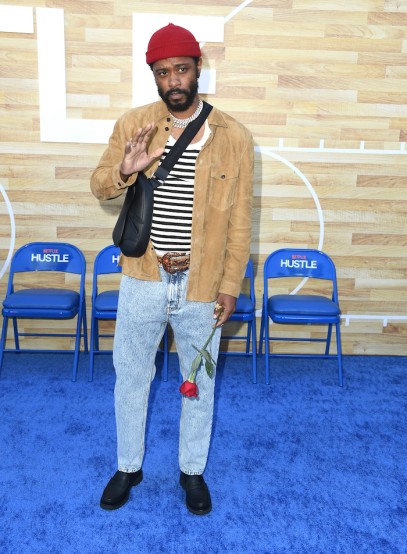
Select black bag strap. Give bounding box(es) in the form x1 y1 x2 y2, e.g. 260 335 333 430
151 101 213 187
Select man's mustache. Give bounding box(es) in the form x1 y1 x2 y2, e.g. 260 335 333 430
164 88 187 98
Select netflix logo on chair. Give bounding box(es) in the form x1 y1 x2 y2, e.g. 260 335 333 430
280 254 317 269
31 248 69 263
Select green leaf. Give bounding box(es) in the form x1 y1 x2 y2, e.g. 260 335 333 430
205 360 214 378
201 349 213 364
191 353 202 372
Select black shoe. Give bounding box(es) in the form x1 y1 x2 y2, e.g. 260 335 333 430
100 469 143 510
179 472 212 515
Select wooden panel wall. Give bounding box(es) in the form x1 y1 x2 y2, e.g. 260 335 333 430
1 0 407 356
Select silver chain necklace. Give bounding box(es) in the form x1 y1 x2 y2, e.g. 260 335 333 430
171 99 203 129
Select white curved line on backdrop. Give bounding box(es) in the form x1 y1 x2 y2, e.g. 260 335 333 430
257 147 325 294
224 0 254 22
0 184 16 281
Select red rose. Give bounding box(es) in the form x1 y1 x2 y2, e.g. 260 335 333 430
179 380 198 398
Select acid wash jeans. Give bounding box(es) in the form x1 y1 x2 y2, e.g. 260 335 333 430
113 268 221 476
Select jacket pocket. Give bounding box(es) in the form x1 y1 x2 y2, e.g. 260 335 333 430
208 168 239 210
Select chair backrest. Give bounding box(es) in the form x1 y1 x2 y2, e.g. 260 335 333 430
6 242 86 295
92 245 122 301
264 248 339 301
93 245 122 277
264 249 337 281
9 242 85 275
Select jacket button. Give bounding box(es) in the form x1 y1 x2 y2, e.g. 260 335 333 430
165 127 169 131
221 174 226 179
167 117 171 122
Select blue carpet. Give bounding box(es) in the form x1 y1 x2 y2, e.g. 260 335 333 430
0 353 406 554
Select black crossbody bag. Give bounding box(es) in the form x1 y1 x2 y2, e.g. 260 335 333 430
112 101 213 258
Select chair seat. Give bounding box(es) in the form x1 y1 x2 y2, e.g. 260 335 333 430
268 294 340 316
229 293 255 323
3 289 79 312
94 290 119 312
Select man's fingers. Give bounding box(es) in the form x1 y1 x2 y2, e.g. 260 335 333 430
214 294 237 326
213 303 225 327
122 122 160 174
131 123 155 146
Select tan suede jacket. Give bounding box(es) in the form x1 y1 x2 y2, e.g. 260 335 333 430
90 100 254 302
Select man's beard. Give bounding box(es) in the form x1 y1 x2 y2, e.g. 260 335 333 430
158 79 199 113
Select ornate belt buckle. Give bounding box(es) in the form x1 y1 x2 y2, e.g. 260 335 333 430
161 252 177 274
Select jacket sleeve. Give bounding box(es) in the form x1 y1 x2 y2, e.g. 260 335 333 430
90 114 138 201
218 128 254 298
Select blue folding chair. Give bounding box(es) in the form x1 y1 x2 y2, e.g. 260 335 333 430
219 259 257 383
259 248 343 386
89 245 122 381
0 242 87 381
90 244 169 382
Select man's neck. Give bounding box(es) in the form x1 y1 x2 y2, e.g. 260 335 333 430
169 96 201 120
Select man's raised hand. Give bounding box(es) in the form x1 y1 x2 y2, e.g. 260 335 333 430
120 122 165 179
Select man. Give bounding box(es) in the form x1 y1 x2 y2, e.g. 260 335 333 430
90 23 254 515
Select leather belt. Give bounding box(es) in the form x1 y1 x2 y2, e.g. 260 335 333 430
157 252 190 274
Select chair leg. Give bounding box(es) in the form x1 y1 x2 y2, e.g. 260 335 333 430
0 317 9 374
245 322 251 354
336 323 343 387
94 319 100 352
12 318 20 351
258 303 264 355
251 317 257 384
82 299 88 353
264 315 270 385
89 313 96 382
325 324 333 356
72 313 82 382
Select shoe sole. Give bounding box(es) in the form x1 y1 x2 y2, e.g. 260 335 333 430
100 471 143 511
100 494 130 511
185 502 212 516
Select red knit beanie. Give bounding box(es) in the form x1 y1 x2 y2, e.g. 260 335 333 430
146 23 201 65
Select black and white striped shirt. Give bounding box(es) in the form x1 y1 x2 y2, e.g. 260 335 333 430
151 123 210 255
